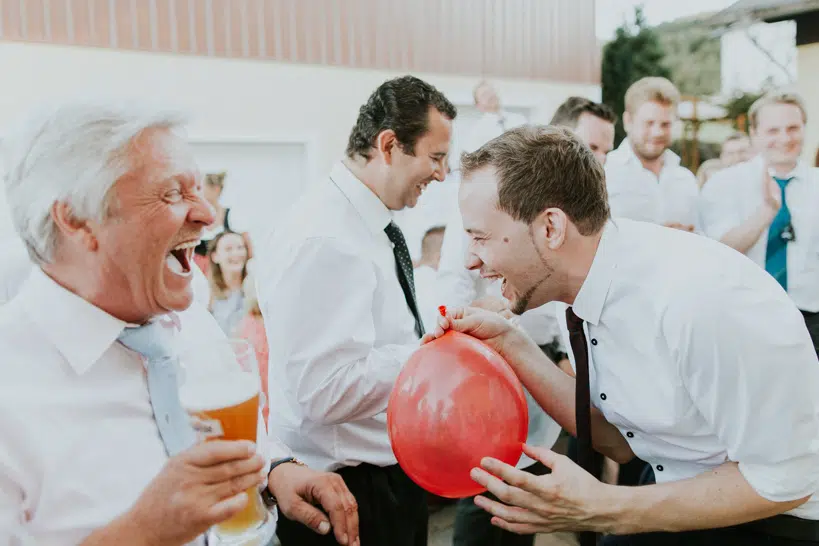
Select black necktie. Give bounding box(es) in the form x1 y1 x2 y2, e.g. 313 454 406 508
566 307 596 546
384 222 425 338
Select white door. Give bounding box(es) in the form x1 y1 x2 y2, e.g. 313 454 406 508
188 141 308 241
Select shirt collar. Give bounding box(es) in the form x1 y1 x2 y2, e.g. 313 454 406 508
329 161 393 236
21 267 129 375
610 138 681 169
570 220 619 326
762 155 812 182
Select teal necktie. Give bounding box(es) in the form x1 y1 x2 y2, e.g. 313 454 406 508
765 176 794 290
118 315 197 456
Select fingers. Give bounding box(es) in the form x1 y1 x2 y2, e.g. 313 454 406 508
184 440 257 467
209 466 266 501
206 491 249 524
470 467 546 513
313 475 360 546
520 445 560 470
490 516 548 536
473 495 549 526
478 458 534 489
285 499 333 538
203 453 266 484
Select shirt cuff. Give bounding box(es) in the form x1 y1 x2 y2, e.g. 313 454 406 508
739 458 819 503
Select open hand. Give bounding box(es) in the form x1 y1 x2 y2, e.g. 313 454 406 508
469 444 619 535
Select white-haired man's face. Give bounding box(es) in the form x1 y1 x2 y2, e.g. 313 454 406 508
87 128 214 322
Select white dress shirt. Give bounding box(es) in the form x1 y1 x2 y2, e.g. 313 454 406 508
557 219 819 519
699 155 819 312
436 209 563 470
0 235 33 305
605 139 700 229
413 264 441 334
256 162 419 472
463 111 527 155
0 267 288 546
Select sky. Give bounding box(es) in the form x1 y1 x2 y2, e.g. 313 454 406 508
595 0 739 40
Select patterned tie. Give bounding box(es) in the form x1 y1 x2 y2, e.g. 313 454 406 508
117 314 197 457
765 176 793 290
565 307 596 546
384 222 425 338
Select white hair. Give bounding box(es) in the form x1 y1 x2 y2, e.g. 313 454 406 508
2 100 186 265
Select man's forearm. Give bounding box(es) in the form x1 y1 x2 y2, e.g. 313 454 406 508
604 462 809 535
720 207 772 255
505 337 634 464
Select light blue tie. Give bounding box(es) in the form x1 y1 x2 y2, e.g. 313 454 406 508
118 317 197 457
765 176 793 291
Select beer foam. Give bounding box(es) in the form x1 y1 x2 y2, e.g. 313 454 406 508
180 372 259 413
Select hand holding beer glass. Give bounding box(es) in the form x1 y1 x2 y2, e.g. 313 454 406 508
179 338 275 546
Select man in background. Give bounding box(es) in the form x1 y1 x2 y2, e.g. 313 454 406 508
605 77 700 232
700 91 819 354
258 75 456 546
720 131 753 167
463 81 527 154
414 225 447 334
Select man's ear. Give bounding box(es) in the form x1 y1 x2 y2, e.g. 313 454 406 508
539 208 568 250
51 201 98 252
375 130 398 165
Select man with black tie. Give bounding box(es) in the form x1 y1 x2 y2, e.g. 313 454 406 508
256 75 457 546
426 126 819 545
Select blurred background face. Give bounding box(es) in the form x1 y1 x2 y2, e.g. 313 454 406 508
751 103 805 169
211 232 248 276
573 113 615 165
624 100 674 161
384 108 452 210
720 137 752 167
474 83 500 113
204 182 223 208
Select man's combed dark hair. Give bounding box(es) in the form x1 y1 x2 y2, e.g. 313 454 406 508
549 97 617 129
460 126 609 235
346 75 457 160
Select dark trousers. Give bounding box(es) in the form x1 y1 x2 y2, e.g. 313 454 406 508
452 462 549 546
276 463 428 546
801 310 819 355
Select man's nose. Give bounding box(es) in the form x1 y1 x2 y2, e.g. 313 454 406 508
190 194 216 227
464 252 482 271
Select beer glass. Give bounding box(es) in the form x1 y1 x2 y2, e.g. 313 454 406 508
179 338 275 546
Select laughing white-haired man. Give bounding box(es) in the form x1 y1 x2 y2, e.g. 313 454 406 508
0 101 359 546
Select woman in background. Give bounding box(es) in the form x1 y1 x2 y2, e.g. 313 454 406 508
207 230 249 335
235 271 270 426
194 172 253 273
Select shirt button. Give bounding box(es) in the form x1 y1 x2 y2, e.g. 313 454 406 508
591 339 598 346
626 431 634 438
656 465 664 472
600 393 607 401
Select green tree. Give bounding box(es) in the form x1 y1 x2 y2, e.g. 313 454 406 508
602 6 671 146
656 21 721 97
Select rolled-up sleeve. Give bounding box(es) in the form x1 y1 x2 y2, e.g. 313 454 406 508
670 281 819 502
259 237 416 427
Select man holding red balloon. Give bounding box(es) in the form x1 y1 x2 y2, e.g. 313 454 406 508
257 76 457 546
426 125 819 545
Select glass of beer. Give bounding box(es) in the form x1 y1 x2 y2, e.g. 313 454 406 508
179 338 275 546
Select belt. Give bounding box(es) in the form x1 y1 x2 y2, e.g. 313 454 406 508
738 514 819 542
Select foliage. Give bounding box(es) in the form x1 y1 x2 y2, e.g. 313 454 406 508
655 20 722 97
601 7 671 146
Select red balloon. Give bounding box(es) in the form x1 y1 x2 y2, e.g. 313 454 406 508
387 331 529 498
